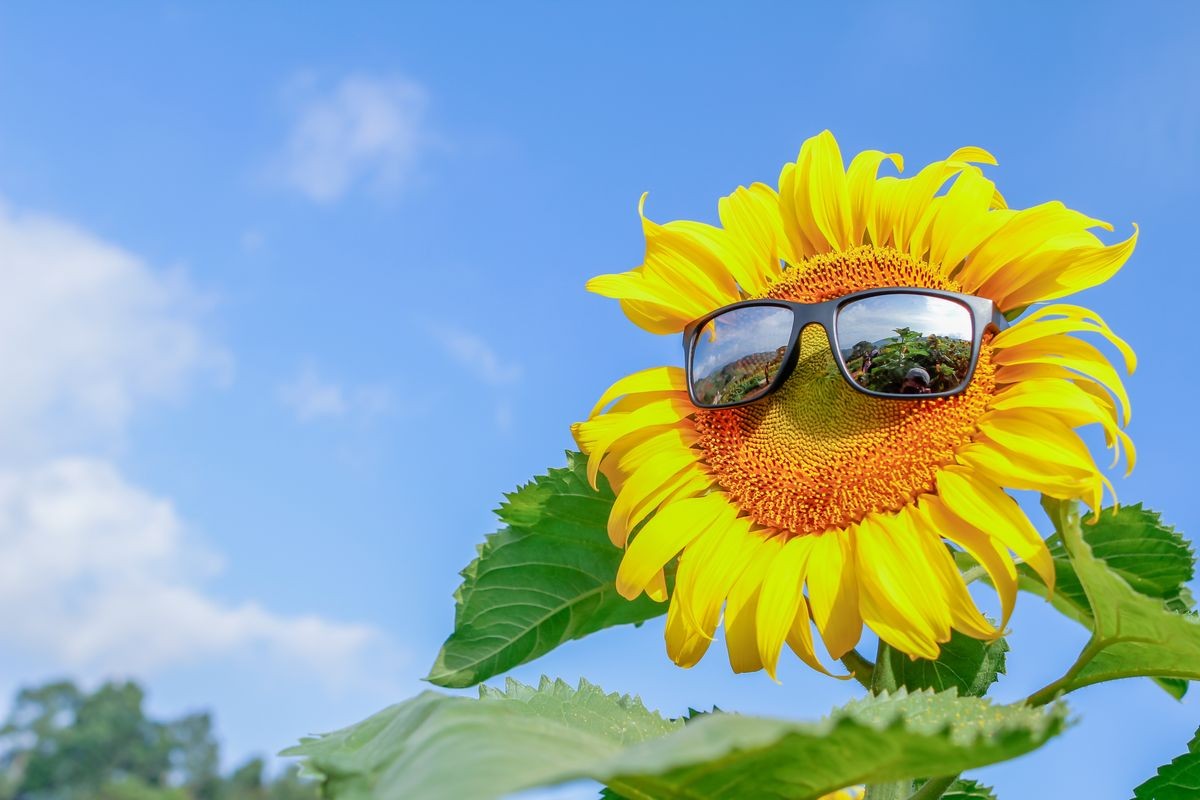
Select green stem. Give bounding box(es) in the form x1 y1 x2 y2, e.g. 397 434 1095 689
1024 635 1106 707
839 648 875 689
864 640 912 800
870 639 898 696
908 775 958 800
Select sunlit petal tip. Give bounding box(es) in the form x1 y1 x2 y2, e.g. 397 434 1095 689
947 145 998 166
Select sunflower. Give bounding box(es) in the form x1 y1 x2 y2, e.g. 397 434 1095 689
822 789 864 800
572 131 1137 677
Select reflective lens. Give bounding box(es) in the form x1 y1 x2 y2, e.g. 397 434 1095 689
836 293 974 396
690 305 794 407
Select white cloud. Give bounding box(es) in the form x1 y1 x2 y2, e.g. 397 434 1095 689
279 364 393 423
0 199 229 457
0 198 391 689
0 457 383 684
430 325 522 387
276 74 431 203
428 325 520 432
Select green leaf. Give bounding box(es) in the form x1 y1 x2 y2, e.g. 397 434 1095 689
1023 503 1195 620
917 778 997 800
1035 500 1200 698
285 677 1066 800
426 452 669 688
885 629 1008 697
1133 727 1200 799
1002 503 1195 699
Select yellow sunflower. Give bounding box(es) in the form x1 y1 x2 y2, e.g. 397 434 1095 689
572 131 1137 677
822 789 864 800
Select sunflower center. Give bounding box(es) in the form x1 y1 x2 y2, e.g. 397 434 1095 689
692 246 995 536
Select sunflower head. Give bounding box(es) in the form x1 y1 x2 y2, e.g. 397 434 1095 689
574 131 1137 677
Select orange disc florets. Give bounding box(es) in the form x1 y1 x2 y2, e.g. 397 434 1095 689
692 246 995 535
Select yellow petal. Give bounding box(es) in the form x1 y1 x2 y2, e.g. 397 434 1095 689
991 225 1138 310
921 494 1019 629
608 426 699 481
756 535 819 679
936 466 1055 592
855 511 952 656
664 591 712 668
989 379 1132 473
645 570 668 603
615 492 729 599
994 334 1131 425
588 367 689 419
806 532 863 659
859 520 940 662
978 410 1101 474
956 202 1111 293
797 130 854 252
786 599 837 678
723 536 785 673
639 194 738 308
583 397 693 488
927 169 997 270
956 442 1103 512
609 457 710 547
907 510 998 640
946 145 998 166
1000 303 1135 370
717 182 790 292
846 149 902 246
778 161 818 260
685 517 767 638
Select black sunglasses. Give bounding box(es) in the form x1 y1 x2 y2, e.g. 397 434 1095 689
682 287 1007 409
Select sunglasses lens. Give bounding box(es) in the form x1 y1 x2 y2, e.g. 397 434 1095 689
690 305 794 407
836 293 974 396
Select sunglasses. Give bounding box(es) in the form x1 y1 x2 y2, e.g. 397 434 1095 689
682 287 1008 409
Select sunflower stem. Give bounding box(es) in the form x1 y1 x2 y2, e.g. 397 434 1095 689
864 641 913 800
869 639 898 696
839 648 875 689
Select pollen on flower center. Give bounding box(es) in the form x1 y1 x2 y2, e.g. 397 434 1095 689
692 246 996 536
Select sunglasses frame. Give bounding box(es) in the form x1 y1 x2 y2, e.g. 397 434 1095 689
682 286 1008 409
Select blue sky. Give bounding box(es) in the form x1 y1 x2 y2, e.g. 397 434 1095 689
0 2 1197 797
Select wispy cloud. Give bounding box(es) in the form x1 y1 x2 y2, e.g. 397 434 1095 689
274 73 432 203
279 364 393 423
430 325 522 387
428 324 521 431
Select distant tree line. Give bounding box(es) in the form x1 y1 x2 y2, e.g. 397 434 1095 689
0 680 318 800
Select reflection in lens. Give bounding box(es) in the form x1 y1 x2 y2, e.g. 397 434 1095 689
690 305 794 407
836 293 973 396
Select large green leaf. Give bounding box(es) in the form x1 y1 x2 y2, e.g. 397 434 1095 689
967 502 1195 699
426 452 669 688
1020 503 1194 623
1034 500 1200 698
285 677 1065 800
1133 727 1200 799
885 629 1008 698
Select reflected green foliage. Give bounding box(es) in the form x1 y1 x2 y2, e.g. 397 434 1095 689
0 680 316 800
844 328 970 394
